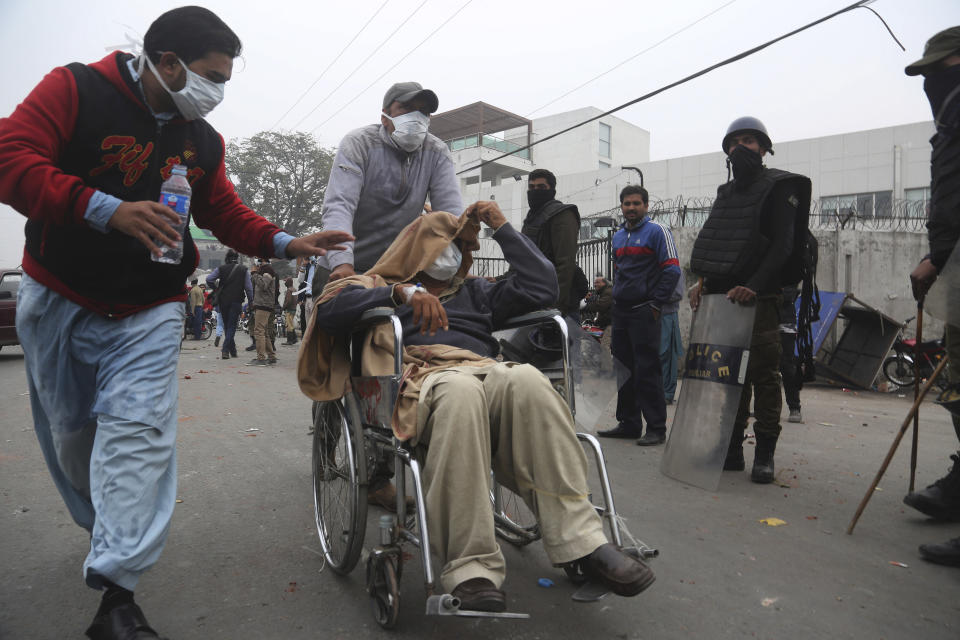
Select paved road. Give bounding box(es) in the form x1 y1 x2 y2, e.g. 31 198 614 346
1 338 959 639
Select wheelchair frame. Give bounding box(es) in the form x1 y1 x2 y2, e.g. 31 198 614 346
311 307 651 628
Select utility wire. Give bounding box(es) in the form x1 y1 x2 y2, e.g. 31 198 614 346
290 0 431 132
458 0 895 176
526 0 739 118
309 0 475 135
269 0 391 131
558 170 631 201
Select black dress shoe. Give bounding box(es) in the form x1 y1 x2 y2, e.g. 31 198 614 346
451 577 506 612
86 602 166 640
919 537 960 566
597 424 641 439
578 543 655 596
636 432 666 446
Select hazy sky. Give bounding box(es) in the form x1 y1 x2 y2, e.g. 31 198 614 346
1 0 957 266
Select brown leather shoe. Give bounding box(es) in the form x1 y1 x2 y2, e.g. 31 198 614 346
366 483 415 513
579 543 655 596
451 577 506 612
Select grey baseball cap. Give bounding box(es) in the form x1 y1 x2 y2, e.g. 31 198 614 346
382 82 439 113
905 26 960 76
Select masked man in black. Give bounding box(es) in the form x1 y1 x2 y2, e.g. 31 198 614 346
521 169 584 318
689 117 811 484
905 26 960 568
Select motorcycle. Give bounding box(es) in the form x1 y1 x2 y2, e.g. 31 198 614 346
881 316 947 390
183 308 214 341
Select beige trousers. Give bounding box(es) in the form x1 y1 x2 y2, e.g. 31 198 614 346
253 309 275 360
417 362 607 592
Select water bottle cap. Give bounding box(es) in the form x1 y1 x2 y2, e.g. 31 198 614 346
172 164 187 175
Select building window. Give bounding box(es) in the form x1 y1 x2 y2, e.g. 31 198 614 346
599 122 611 158
905 186 930 217
820 190 893 220
599 160 611 169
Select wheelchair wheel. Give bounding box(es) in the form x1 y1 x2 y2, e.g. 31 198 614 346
313 400 367 575
492 483 540 547
367 553 400 629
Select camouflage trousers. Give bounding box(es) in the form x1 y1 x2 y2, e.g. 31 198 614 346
733 296 783 441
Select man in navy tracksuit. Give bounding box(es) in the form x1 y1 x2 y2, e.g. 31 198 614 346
598 186 682 445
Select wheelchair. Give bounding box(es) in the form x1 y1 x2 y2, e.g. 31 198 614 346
310 307 657 628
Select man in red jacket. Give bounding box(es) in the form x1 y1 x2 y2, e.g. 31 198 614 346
0 7 350 640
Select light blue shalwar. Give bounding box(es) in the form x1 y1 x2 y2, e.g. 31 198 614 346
17 273 182 591
659 277 685 403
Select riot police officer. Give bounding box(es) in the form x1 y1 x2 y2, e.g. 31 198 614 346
689 117 812 484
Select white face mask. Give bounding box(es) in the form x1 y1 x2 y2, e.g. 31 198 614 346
424 241 462 281
142 55 225 120
383 110 430 152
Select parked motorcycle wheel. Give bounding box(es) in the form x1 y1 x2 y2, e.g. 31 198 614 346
882 355 915 388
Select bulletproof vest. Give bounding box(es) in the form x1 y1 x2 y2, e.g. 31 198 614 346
520 200 580 261
690 168 810 284
930 128 960 229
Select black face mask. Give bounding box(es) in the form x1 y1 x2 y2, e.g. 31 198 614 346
924 64 960 129
527 188 556 210
727 144 764 184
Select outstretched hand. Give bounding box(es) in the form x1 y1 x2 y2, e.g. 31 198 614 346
287 230 355 258
108 201 182 258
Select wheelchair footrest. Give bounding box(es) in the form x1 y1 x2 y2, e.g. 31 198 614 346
571 581 612 603
425 594 530 619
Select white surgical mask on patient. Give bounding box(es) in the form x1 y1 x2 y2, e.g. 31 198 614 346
424 242 462 281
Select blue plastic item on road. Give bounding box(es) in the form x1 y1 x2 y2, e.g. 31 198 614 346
537 578 554 588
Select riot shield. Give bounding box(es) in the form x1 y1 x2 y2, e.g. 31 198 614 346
566 319 623 432
494 317 620 431
924 243 960 326
661 294 756 491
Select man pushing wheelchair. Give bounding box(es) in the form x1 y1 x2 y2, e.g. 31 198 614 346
299 202 654 612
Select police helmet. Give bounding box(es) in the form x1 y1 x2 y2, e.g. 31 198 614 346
722 116 773 155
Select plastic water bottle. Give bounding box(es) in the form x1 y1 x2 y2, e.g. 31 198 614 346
152 164 191 264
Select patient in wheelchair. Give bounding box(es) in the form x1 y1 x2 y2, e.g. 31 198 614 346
302 202 654 611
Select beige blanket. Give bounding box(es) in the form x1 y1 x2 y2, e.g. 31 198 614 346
297 211 494 440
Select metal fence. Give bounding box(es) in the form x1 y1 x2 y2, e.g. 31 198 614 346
471 238 614 280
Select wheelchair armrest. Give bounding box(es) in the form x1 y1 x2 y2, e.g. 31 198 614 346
498 309 561 330
357 307 398 329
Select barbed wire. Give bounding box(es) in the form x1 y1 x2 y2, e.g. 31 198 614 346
579 195 930 232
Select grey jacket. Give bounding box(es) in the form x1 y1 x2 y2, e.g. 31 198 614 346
320 124 464 272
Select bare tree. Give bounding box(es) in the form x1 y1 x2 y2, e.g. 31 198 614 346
225 131 334 238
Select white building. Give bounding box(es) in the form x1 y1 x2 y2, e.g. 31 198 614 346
439 114 934 232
